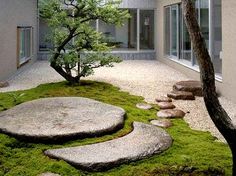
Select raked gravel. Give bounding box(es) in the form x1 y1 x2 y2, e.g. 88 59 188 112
1 60 236 142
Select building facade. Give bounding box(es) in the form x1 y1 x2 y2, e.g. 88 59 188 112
1 0 236 104
155 0 236 103
38 0 157 60
0 0 38 81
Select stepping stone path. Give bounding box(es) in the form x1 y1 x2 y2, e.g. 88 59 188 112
173 80 203 97
39 173 61 176
157 109 186 119
45 122 172 172
0 97 125 142
136 103 152 110
150 119 172 128
156 96 172 102
167 90 195 100
157 102 176 110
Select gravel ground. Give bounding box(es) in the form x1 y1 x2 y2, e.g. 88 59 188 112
1 60 236 142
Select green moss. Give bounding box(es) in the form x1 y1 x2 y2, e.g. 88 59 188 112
0 81 232 176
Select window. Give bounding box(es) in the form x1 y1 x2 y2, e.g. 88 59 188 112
97 9 155 51
140 10 155 50
164 1 222 77
164 7 171 55
164 5 179 57
18 27 33 66
99 9 137 50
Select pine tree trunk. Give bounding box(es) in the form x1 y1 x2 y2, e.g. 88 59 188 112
182 1 236 175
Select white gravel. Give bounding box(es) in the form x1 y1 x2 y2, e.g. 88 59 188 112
1 60 236 142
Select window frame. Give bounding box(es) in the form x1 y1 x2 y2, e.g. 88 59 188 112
17 26 33 67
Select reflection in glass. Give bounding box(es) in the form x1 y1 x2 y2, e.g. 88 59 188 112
180 5 192 62
99 9 137 50
140 10 155 50
164 7 171 55
171 5 178 57
212 0 222 76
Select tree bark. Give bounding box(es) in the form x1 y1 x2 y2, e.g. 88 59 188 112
182 0 236 175
50 28 81 84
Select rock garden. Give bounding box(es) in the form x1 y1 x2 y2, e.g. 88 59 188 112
0 80 232 176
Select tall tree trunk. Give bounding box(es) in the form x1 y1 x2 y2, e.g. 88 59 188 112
182 0 236 175
50 28 80 85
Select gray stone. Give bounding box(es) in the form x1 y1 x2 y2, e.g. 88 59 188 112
173 80 203 97
157 109 186 119
0 81 9 88
155 96 172 103
0 97 125 142
136 103 152 110
150 119 172 128
167 91 195 100
45 122 172 171
157 102 176 110
39 173 61 176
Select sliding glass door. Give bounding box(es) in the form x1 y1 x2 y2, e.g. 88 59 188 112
164 5 179 58
171 5 179 57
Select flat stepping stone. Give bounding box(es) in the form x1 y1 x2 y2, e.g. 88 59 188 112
39 173 61 176
0 97 125 142
136 103 152 110
157 102 176 110
173 80 203 96
150 119 172 128
157 109 186 119
155 96 172 102
45 122 172 171
167 91 195 100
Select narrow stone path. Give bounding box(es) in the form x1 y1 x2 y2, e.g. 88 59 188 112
45 122 172 171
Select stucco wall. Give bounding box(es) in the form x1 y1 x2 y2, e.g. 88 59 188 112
0 0 38 81
220 0 236 102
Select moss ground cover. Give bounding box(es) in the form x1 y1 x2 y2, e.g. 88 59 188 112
0 81 232 176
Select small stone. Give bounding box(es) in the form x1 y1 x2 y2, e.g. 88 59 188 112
157 109 186 119
136 103 152 110
150 119 172 128
157 102 176 110
155 96 172 102
0 81 9 88
173 80 203 96
167 91 195 100
39 173 61 176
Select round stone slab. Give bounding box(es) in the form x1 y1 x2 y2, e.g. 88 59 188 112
0 97 125 142
150 119 172 128
157 109 186 119
136 103 152 110
45 122 172 171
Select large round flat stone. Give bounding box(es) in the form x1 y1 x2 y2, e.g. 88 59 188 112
0 97 125 142
45 122 172 171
